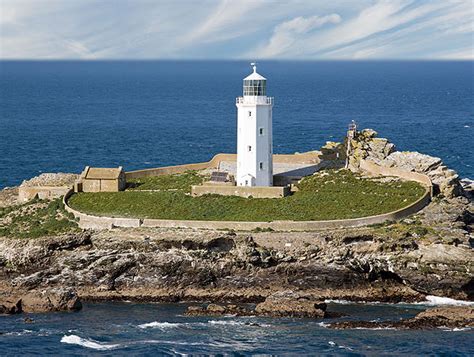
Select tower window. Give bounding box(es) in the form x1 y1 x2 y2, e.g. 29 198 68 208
259 162 264 170
259 128 264 135
248 111 252 117
247 145 252 152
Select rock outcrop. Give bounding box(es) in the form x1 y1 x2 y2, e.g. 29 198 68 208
331 306 474 330
20 173 79 188
185 291 327 318
255 290 326 318
321 128 464 198
382 152 462 197
0 288 82 314
346 129 396 169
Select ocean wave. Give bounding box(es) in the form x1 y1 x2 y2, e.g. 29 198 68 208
417 296 474 306
137 321 182 329
3 329 34 336
137 319 270 330
438 327 472 332
60 335 122 350
354 327 397 330
208 320 271 327
324 299 353 304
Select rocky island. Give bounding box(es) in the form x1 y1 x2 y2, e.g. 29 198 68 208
0 129 472 330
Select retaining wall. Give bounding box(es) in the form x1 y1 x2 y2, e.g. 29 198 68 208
191 184 290 198
65 158 432 231
19 186 71 203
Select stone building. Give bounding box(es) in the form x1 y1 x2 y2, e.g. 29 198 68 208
76 166 126 192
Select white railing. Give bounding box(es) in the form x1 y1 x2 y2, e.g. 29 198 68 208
236 96 274 105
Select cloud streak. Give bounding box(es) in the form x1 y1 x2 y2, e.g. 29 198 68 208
0 0 472 60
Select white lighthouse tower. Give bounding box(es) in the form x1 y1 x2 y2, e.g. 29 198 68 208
236 63 274 187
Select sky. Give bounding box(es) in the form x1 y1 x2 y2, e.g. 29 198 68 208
0 0 473 60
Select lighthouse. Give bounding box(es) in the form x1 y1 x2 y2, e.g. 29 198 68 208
236 63 274 187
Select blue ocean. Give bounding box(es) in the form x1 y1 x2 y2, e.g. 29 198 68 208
1 302 473 355
0 61 473 189
1 61 474 355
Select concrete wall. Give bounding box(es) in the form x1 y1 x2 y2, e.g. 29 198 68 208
124 152 320 180
81 178 124 192
191 185 289 198
18 186 71 203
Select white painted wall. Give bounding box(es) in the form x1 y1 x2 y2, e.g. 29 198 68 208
236 96 273 186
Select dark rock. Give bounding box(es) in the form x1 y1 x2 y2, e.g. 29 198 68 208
331 306 474 330
255 290 327 318
185 303 251 316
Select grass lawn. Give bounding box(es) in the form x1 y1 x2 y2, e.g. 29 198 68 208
68 169 426 222
127 171 206 193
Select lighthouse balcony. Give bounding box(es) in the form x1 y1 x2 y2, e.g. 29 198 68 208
236 96 274 105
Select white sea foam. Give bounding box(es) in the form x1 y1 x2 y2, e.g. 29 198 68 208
317 321 330 328
354 327 397 330
208 320 270 327
3 329 34 336
418 295 474 306
137 321 182 329
324 299 353 305
60 335 121 350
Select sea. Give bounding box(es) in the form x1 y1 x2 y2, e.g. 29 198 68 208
0 60 473 189
1 299 473 355
1 61 473 355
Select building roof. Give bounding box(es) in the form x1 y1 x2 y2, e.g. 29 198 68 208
244 63 266 81
244 71 266 81
83 166 123 180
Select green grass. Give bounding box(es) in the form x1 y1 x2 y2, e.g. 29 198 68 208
68 169 426 222
0 198 80 238
127 171 207 193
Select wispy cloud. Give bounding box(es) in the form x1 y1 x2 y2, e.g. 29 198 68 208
257 14 342 57
0 0 472 60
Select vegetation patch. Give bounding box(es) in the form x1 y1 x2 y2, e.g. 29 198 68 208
68 169 426 222
127 171 207 193
0 198 79 238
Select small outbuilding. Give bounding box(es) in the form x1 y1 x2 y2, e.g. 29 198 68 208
76 166 126 192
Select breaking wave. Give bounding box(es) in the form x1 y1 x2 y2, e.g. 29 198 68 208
419 296 474 306
60 335 122 350
137 321 182 329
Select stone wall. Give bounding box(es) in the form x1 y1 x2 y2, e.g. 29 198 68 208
191 185 290 198
18 186 71 203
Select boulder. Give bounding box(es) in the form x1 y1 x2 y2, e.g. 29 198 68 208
21 288 82 313
255 290 327 318
185 303 251 316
